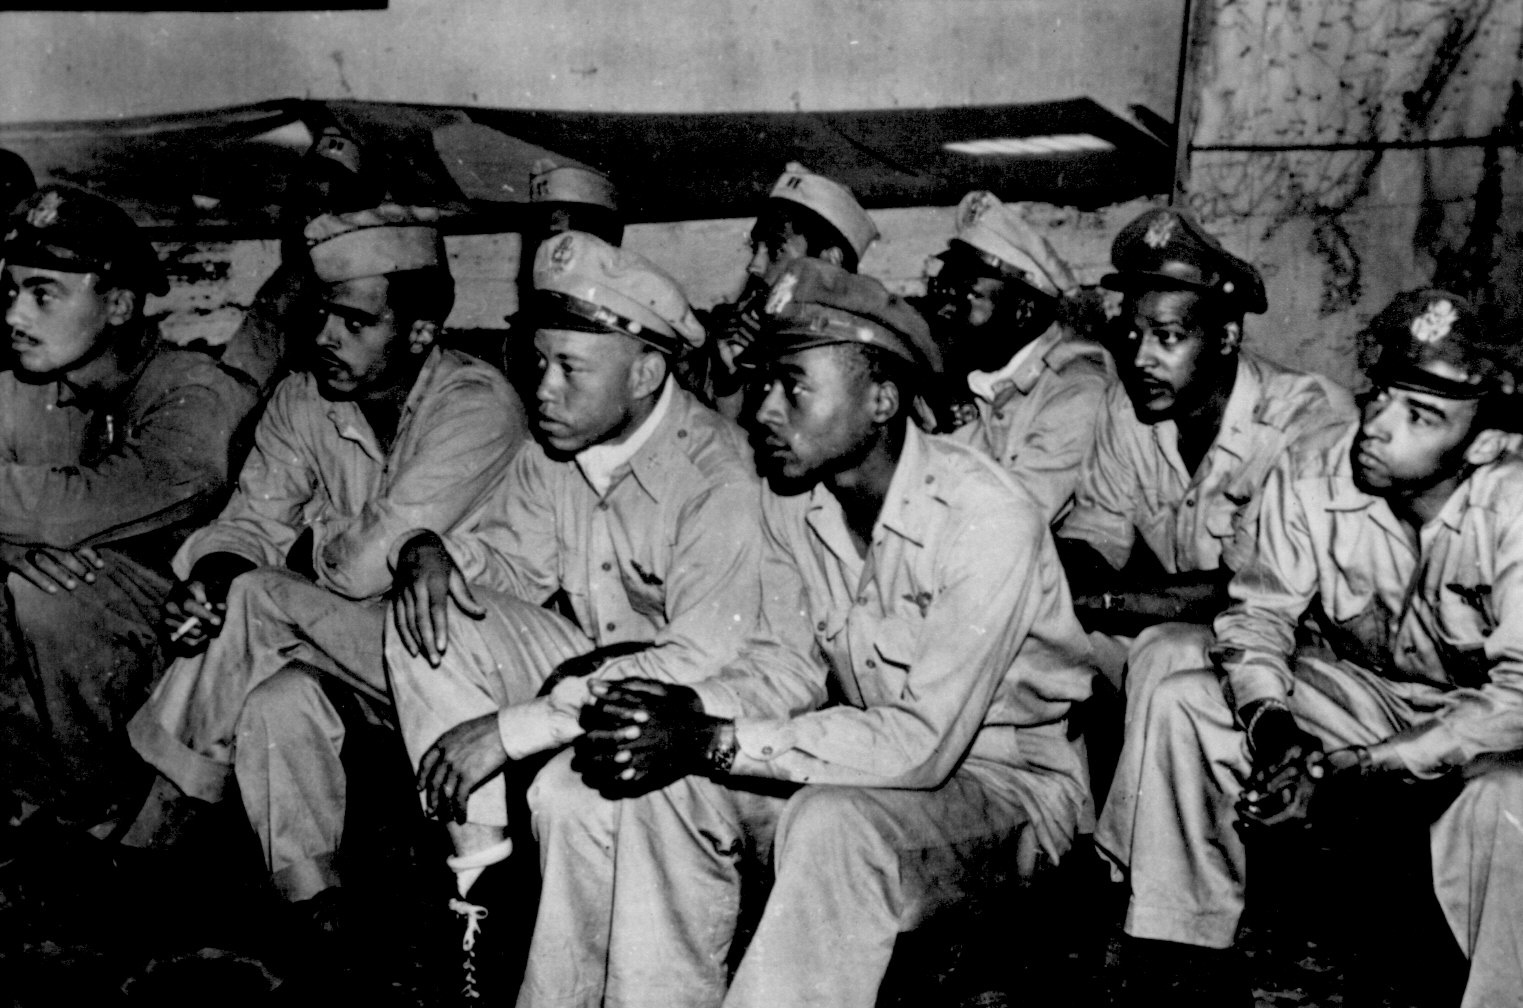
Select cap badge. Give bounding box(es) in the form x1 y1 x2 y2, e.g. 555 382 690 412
548 233 576 270
1143 214 1176 249
26 190 62 230
763 272 799 316
1411 299 1458 344
961 192 996 229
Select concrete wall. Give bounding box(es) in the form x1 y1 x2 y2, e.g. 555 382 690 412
1 1 1183 123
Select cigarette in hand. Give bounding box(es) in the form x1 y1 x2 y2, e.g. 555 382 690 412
169 616 202 642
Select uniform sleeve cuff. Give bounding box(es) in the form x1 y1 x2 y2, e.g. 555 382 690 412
497 697 583 761
689 680 740 721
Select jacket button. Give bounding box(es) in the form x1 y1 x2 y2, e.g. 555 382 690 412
602 562 612 571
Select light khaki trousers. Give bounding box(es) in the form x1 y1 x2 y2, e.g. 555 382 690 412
1095 630 1523 1008
516 744 1047 1008
128 568 388 900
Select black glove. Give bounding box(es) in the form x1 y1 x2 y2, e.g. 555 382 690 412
573 679 728 798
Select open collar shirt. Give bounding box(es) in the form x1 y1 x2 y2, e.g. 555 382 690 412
178 346 526 601
1059 351 1354 575
948 323 1112 524
1214 420 1523 778
705 425 1094 848
436 385 774 692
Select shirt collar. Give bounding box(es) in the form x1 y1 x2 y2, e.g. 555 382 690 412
965 324 1064 401
325 344 447 464
576 377 676 497
805 423 942 563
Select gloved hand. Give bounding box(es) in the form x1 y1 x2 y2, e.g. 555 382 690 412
573 679 729 798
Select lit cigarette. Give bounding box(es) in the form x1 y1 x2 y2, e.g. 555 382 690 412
168 616 202 642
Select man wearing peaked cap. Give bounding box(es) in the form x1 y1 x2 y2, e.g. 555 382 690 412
1101 289 1523 1005
916 191 1112 523
567 254 1096 1008
691 161 879 421
1056 205 1354 691
126 203 528 950
384 229 767 991
0 185 257 840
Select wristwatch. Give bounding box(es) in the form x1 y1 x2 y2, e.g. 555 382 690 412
706 721 739 775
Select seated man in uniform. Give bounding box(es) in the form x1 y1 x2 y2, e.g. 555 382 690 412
0 185 256 841
1099 290 1523 1007
383 231 770 994
916 190 1111 522
125 205 527 925
1056 207 1353 690
686 162 878 420
555 258 1095 1008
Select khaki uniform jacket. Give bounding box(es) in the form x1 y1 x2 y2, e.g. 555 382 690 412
1214 420 1523 778
947 324 1112 524
0 345 256 555
178 346 526 600
436 385 770 691
1060 351 1354 574
707 425 1096 858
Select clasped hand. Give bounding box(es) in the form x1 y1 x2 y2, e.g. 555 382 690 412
573 679 726 797
1236 706 1367 829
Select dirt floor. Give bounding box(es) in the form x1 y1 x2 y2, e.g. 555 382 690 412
0 736 1470 1007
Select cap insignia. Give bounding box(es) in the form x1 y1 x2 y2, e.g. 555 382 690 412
548 233 576 270
26 190 62 230
1143 214 1176 249
1411 299 1458 344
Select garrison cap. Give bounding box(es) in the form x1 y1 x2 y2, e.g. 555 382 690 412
1102 207 1266 315
1363 289 1515 400
936 190 1074 297
532 230 704 353
304 204 445 283
529 159 619 212
766 162 879 261
739 257 941 374
310 125 364 176
2 185 168 296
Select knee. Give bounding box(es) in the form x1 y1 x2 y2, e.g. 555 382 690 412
527 748 608 831
1137 666 1227 735
222 567 301 617
1127 623 1213 702
237 666 334 742
1453 764 1523 826
774 787 893 876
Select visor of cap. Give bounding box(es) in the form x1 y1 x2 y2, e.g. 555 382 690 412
532 230 704 351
